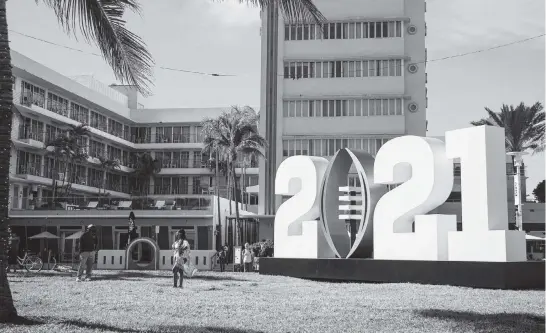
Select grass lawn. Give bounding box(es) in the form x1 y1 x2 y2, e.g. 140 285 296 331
1 270 544 333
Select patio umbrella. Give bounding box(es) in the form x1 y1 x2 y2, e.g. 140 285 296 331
29 231 59 239
65 230 84 267
65 231 84 240
526 234 545 241
29 231 59 269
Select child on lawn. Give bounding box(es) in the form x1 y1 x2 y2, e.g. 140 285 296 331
172 229 190 288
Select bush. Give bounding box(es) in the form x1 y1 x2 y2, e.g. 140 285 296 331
250 239 274 258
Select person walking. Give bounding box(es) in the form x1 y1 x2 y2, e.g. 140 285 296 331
77 224 98 282
171 229 190 288
242 243 254 273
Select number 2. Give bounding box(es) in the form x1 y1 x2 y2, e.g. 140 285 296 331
373 136 457 260
274 156 334 258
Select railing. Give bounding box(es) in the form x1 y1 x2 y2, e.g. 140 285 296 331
47 100 70 117
19 196 213 211
158 159 207 169
18 90 45 108
16 162 42 177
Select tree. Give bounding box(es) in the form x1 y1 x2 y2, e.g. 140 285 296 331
97 155 121 200
0 0 325 323
44 124 89 206
201 106 267 246
532 180 545 203
470 102 545 154
132 152 161 196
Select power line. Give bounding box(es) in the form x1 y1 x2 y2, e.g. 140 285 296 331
280 33 545 78
9 29 237 77
9 29 544 79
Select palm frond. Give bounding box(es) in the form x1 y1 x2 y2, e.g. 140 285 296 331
472 102 545 154
41 0 154 96
215 0 326 25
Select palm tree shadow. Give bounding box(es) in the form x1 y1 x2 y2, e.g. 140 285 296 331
415 309 545 333
57 319 265 333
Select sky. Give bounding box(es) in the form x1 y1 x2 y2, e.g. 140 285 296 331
6 0 545 196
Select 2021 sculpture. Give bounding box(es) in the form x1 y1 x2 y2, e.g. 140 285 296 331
262 126 543 289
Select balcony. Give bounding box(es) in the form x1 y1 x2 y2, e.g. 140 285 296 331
133 133 204 149
9 196 213 219
46 100 70 118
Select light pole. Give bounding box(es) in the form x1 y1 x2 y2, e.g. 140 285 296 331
507 152 528 231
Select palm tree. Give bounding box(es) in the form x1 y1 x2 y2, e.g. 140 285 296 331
97 155 121 199
132 152 161 197
202 106 267 246
44 124 89 205
0 0 325 323
471 102 545 231
470 102 545 154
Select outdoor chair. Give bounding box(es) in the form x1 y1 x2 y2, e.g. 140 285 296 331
154 200 166 209
165 200 175 210
81 201 99 210
117 201 133 210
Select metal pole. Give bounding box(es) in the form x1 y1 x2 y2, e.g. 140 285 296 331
508 152 527 231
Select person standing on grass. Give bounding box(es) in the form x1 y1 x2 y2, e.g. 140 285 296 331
242 243 254 272
218 245 228 272
77 224 98 282
172 229 191 288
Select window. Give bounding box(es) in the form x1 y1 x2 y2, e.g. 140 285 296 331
69 103 88 123
21 81 45 108
90 111 107 131
47 92 69 117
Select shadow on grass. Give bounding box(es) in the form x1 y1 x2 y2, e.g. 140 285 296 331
92 271 251 282
3 317 264 333
416 309 545 333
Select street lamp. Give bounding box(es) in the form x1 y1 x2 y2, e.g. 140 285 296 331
506 151 528 231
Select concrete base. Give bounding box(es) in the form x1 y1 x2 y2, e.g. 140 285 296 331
259 258 545 290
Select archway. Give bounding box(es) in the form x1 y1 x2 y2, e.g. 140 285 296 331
125 237 159 270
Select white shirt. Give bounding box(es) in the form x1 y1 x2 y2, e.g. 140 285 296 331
243 249 253 263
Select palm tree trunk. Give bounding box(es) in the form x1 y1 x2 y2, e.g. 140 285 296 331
231 163 241 246
0 0 18 322
215 151 222 250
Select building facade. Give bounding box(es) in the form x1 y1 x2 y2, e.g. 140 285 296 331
8 51 259 267
258 0 427 214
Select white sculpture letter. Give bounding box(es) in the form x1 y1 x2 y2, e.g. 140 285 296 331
445 126 526 262
373 136 457 260
274 156 334 258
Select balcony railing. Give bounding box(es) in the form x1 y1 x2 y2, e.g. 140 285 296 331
18 90 45 108
16 163 41 177
20 196 213 211
18 126 44 142
158 159 207 169
47 100 70 117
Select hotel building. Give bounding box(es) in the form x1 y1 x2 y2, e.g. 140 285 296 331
257 0 428 214
8 51 261 270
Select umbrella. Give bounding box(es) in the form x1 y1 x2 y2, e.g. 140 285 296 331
65 230 84 267
526 235 542 241
65 231 84 240
29 231 59 269
29 231 59 239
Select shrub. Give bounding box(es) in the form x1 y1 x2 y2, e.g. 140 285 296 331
250 239 274 257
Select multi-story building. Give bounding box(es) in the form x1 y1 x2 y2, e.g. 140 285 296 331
257 0 428 214
8 51 259 268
